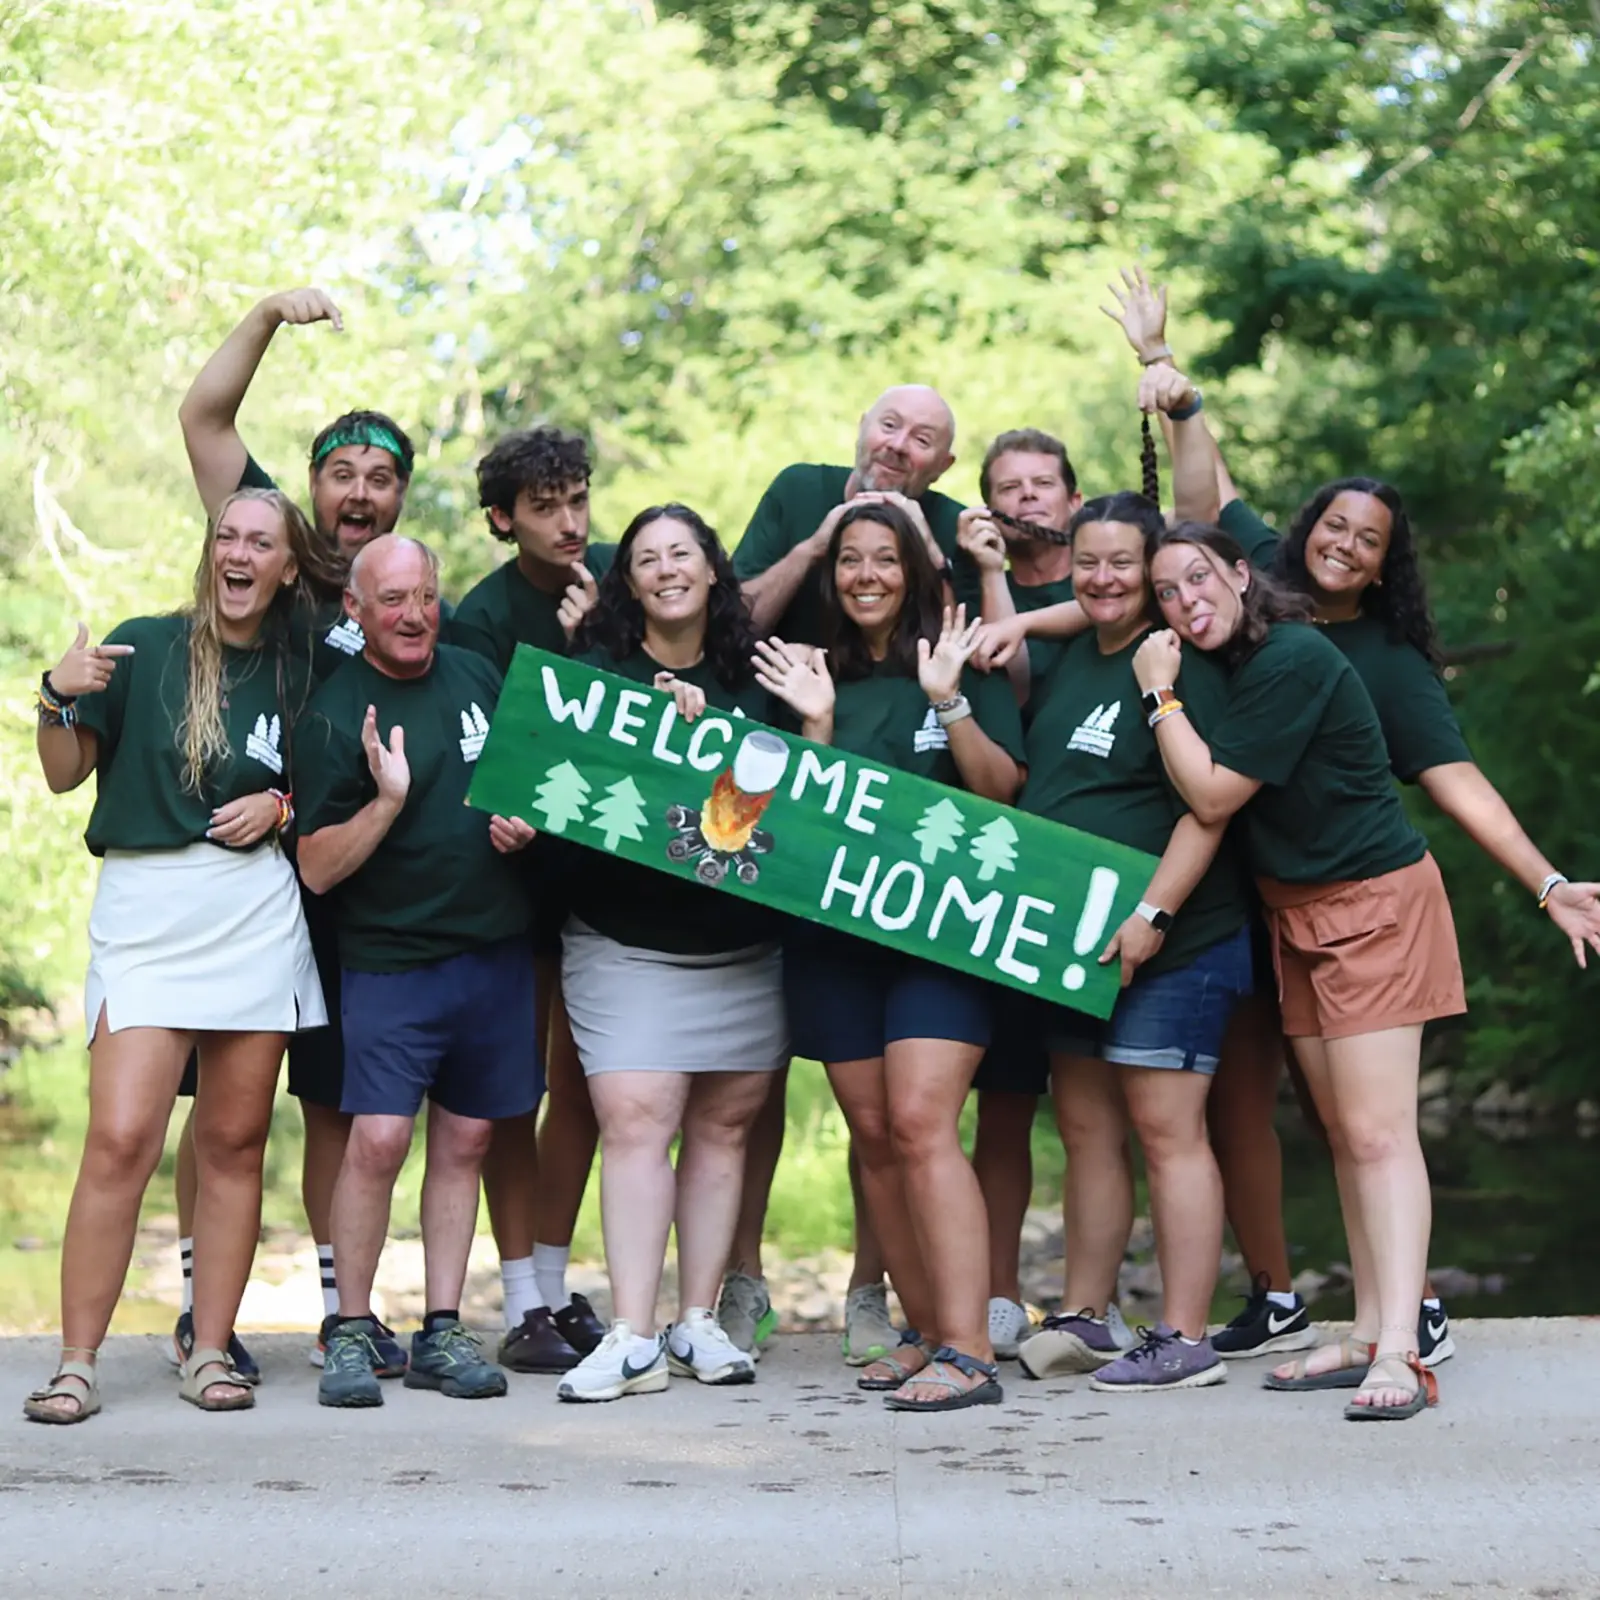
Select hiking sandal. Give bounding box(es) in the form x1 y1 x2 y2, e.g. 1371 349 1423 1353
884 1346 1003 1412
23 1348 101 1425
857 1328 934 1392
1345 1352 1438 1422
180 1347 255 1412
1264 1333 1375 1391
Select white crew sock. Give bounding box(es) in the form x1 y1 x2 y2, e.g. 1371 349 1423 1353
1422 1296 1442 1310
179 1236 194 1315
501 1255 539 1329
1266 1290 1298 1310
318 1243 339 1319
533 1242 570 1312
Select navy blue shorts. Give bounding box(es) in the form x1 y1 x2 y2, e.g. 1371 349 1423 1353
971 988 1052 1097
1043 925 1254 1077
784 931 992 1063
340 936 543 1120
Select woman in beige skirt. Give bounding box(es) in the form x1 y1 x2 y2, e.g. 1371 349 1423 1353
25 489 339 1423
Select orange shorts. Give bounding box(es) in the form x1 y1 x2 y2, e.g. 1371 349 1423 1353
1257 853 1466 1041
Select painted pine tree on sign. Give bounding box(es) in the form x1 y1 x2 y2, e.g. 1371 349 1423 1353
589 776 648 850
912 797 967 864
532 761 591 833
970 817 1019 882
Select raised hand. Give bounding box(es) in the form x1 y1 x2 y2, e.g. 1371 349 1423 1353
654 670 708 725
957 507 1008 574
1138 363 1200 417
1544 880 1600 968
265 287 344 332
361 704 410 808
207 792 280 849
47 621 135 698
917 604 982 703
753 637 835 722
558 563 600 640
1100 265 1170 364
1133 629 1182 693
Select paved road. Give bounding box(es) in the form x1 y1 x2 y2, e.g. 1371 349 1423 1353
2 1321 1597 1598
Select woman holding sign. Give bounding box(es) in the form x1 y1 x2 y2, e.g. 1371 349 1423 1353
1134 520 1466 1421
1009 491 1255 1395
25 488 333 1423
755 500 1027 1411
555 503 790 1403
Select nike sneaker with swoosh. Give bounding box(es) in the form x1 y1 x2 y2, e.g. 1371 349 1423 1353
557 1320 669 1403
1211 1274 1318 1359
1418 1302 1455 1367
667 1307 757 1385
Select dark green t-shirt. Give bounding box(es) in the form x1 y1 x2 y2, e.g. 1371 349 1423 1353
296 645 528 972
75 614 311 858
733 463 979 646
1218 498 1472 781
1199 624 1427 884
830 661 1026 787
1018 631 1250 973
1008 570 1077 690
564 648 785 956
450 546 619 674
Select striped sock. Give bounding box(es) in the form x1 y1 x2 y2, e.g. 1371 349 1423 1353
318 1243 338 1319
179 1236 194 1315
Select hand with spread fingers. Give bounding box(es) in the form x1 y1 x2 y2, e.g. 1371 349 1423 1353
558 563 599 640
47 622 136 698
753 637 835 723
917 604 982 704
489 815 537 855
653 670 708 725
957 506 1008 574
264 286 344 333
361 704 411 809
1543 880 1600 968
1101 264 1170 365
206 792 281 849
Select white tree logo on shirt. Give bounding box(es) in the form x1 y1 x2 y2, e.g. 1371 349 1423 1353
325 616 365 655
1067 701 1120 759
245 713 283 774
912 706 950 753
459 703 490 761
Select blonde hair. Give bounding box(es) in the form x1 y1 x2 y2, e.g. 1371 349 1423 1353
178 487 345 793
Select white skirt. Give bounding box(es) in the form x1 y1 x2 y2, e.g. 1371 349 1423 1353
85 842 327 1041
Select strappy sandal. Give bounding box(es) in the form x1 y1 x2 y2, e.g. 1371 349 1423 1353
1344 1352 1438 1422
23 1348 101 1425
856 1328 934 1392
1264 1333 1375 1391
883 1346 1003 1412
180 1347 256 1412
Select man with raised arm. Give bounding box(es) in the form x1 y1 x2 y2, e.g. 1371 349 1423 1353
296 535 539 1409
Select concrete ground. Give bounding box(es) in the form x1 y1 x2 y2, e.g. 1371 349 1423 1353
2 1321 1597 1599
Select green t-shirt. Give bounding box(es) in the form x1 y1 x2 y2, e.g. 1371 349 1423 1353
75 614 311 858
1008 569 1077 689
1218 499 1471 781
733 463 979 646
830 661 1026 787
449 546 619 674
296 645 528 972
1200 624 1427 884
1018 631 1250 973
564 648 785 955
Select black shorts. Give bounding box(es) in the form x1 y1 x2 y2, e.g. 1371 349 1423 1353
971 989 1051 1097
287 887 345 1109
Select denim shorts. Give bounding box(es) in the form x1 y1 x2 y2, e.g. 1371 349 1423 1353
1043 925 1254 1077
341 936 543 1120
784 930 992 1063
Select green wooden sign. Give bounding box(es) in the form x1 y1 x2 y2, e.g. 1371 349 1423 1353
468 647 1160 1020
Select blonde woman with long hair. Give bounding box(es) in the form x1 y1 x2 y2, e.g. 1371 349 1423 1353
25 488 340 1422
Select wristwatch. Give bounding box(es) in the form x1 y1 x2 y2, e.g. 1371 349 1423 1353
1140 685 1178 718
1134 901 1174 933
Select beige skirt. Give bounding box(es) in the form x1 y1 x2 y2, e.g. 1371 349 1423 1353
561 919 788 1075
85 842 326 1041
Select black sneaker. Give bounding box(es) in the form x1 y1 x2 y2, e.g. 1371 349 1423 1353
1211 1275 1318 1359
1418 1301 1455 1367
553 1292 606 1356
168 1311 261 1385
317 1316 384 1408
405 1321 508 1399
498 1306 581 1373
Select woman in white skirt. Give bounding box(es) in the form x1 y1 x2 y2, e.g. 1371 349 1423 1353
555 503 791 1403
25 488 338 1423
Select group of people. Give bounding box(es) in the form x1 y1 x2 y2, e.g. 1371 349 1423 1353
25 271 1600 1428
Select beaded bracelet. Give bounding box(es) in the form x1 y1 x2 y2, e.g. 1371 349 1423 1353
36 674 77 728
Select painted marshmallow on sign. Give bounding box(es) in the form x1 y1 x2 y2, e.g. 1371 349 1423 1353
468 647 1159 1021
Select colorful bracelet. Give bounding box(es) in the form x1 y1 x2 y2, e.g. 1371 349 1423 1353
1147 699 1186 728
1537 872 1568 909
268 789 294 834
36 674 77 728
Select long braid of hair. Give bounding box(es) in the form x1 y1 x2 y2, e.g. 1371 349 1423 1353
1140 413 1160 506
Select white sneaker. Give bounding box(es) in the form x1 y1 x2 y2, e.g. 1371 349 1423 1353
667 1308 757 1386
556 1321 668 1403
842 1282 898 1366
716 1271 774 1362
988 1296 1032 1360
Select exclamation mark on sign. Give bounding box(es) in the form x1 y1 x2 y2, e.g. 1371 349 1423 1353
1062 868 1120 992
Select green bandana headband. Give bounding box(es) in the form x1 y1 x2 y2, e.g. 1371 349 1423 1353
313 421 408 470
